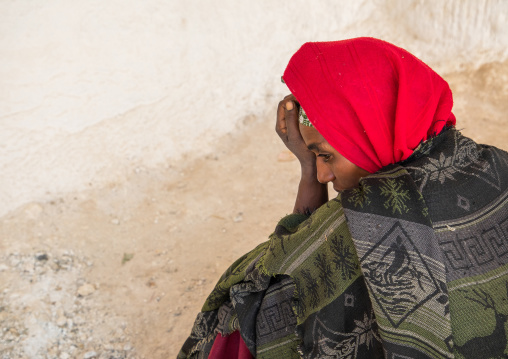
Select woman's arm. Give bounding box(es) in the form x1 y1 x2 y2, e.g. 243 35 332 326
275 95 329 214
294 163 329 215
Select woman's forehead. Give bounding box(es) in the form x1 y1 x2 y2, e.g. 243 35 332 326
299 124 328 148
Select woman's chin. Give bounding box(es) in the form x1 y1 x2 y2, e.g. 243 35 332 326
333 183 360 192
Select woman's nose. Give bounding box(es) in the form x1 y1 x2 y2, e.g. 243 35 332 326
316 161 335 184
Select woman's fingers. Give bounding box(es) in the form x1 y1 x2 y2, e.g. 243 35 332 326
276 99 288 139
276 94 299 142
284 100 303 143
275 94 315 165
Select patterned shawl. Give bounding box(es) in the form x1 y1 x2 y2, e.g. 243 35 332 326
178 128 508 358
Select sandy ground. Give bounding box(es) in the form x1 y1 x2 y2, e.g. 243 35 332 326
1 61 507 359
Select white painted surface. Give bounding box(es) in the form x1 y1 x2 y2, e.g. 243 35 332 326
1 0 507 216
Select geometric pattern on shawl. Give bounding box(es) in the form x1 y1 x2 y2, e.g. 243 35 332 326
342 166 454 358
179 197 379 358
405 129 508 359
342 128 508 359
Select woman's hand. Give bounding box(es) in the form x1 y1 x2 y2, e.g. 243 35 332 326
275 95 316 168
275 94 328 214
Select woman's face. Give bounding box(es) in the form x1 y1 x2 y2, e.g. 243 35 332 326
299 124 370 191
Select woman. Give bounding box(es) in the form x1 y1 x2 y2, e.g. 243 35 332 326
178 38 508 358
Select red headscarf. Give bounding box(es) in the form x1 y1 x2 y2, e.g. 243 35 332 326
283 37 456 173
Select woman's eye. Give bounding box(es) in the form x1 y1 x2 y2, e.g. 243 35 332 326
318 154 331 162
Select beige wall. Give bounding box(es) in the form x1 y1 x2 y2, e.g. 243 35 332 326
1 0 507 216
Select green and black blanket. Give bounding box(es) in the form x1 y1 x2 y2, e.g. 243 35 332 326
178 128 508 359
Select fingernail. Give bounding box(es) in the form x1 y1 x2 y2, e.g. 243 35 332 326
286 101 294 111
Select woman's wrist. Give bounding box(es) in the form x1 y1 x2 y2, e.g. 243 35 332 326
293 165 329 214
